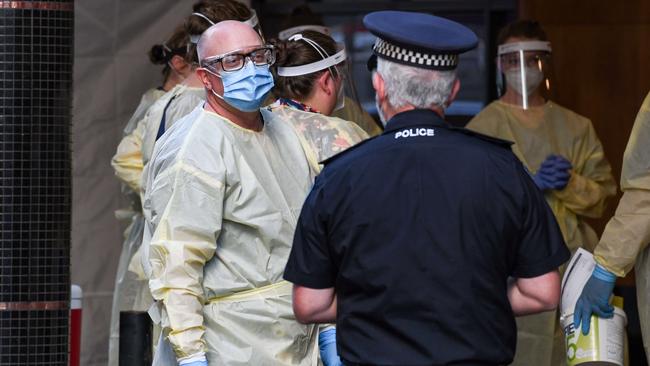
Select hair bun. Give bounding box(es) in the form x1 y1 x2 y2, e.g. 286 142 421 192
149 44 167 64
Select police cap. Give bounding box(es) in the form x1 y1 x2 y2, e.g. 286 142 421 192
364 11 478 71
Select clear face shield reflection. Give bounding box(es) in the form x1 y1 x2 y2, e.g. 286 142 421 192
334 58 360 112
243 10 266 43
497 41 553 109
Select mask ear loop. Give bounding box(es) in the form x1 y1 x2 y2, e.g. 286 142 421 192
288 34 339 79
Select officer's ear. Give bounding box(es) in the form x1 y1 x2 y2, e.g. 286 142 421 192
446 78 461 107
372 72 386 101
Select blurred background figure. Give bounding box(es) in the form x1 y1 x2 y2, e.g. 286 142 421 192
107 23 191 366
466 20 617 366
122 29 190 136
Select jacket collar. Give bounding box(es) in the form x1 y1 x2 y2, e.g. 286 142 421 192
382 109 449 134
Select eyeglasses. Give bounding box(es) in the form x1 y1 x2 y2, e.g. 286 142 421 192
201 46 276 72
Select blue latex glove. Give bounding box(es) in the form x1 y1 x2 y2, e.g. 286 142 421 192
533 155 572 191
319 328 343 366
574 264 617 335
179 361 208 366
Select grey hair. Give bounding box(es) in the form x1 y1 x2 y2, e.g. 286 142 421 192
376 58 457 110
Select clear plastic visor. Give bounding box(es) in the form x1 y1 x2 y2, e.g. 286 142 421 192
497 41 553 109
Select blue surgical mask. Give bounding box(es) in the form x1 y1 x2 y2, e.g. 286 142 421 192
208 61 274 112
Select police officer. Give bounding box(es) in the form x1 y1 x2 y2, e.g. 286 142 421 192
283 11 570 366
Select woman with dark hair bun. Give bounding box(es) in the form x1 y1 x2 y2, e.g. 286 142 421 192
147 24 193 94
123 24 192 136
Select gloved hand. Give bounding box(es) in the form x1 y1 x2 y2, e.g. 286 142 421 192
533 155 572 191
319 328 343 366
574 264 617 335
179 361 208 366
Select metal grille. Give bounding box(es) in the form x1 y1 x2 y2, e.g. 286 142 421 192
0 310 69 365
0 1 73 365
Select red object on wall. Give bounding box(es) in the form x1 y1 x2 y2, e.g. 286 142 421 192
70 285 82 366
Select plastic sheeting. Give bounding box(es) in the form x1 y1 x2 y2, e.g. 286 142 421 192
73 2 189 364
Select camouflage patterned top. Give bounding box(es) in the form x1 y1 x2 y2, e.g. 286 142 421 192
267 100 370 175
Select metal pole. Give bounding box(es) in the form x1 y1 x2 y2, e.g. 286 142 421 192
119 311 153 366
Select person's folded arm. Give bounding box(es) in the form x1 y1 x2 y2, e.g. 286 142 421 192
148 160 225 362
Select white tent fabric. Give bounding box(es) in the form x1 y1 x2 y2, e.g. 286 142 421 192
73 1 189 364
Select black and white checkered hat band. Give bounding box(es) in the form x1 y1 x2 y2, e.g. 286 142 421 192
373 38 459 69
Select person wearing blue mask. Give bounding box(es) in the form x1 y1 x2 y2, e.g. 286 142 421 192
141 20 320 366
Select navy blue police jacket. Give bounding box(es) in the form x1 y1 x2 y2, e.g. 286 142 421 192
284 109 569 366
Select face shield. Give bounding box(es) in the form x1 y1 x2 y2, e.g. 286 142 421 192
497 41 553 109
277 34 359 114
243 9 266 42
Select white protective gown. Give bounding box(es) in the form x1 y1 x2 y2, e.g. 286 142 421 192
142 106 320 365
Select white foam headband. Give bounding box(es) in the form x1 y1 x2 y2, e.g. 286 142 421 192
278 25 331 40
277 34 346 77
498 41 552 56
189 10 259 44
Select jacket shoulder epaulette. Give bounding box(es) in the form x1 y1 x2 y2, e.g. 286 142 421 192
320 135 378 165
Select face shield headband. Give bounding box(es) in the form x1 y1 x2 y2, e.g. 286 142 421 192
276 34 346 77
278 25 331 41
189 10 260 44
497 40 552 56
